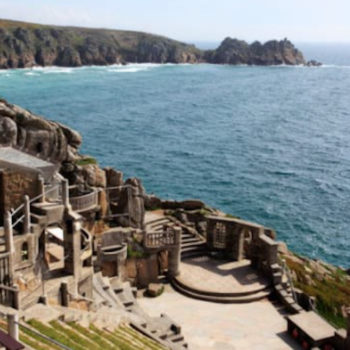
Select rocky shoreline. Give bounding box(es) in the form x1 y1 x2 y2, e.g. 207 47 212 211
0 18 320 69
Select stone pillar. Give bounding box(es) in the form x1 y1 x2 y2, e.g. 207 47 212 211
4 211 14 280
23 195 31 234
267 242 278 266
60 281 69 307
38 175 45 202
168 227 182 278
62 178 70 209
235 228 245 261
7 313 19 341
12 284 20 310
64 215 81 296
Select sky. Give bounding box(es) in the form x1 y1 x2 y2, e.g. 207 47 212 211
0 0 349 43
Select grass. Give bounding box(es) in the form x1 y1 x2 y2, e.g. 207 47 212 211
127 245 149 259
28 319 86 350
76 156 97 166
69 322 115 350
90 324 133 350
49 321 98 349
284 255 349 329
23 318 165 350
20 324 62 350
119 325 166 350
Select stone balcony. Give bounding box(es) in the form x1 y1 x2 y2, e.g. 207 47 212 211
69 188 99 213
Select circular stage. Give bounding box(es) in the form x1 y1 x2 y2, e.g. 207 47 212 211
172 256 272 303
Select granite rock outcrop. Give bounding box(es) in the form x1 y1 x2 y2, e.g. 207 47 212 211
0 19 320 68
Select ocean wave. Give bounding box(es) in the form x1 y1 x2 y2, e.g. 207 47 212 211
25 72 39 76
319 64 350 69
107 63 168 73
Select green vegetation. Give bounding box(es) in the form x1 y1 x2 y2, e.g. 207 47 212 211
19 324 62 350
284 255 349 329
28 319 86 350
146 285 165 298
127 245 149 259
225 213 241 219
76 156 97 166
22 318 165 350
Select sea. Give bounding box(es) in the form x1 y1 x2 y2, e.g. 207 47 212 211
0 43 349 267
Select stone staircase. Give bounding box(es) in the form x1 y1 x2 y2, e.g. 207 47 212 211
180 230 206 260
271 263 303 314
145 215 207 260
92 273 188 349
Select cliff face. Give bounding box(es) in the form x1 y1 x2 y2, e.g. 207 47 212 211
0 19 315 68
0 19 202 68
205 37 306 65
0 98 81 163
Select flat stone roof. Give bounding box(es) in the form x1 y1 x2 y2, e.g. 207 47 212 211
0 147 58 181
0 147 54 169
287 311 335 342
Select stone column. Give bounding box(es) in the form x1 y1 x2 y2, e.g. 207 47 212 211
23 195 31 234
235 228 245 261
60 281 69 307
4 211 14 280
62 178 70 209
38 175 45 203
168 227 182 278
64 216 81 296
12 284 20 310
7 313 19 341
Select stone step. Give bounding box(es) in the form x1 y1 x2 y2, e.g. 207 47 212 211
181 241 206 249
181 237 201 244
30 212 47 225
168 333 185 343
171 278 272 304
173 274 271 298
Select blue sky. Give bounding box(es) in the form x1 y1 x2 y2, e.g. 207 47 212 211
0 0 349 43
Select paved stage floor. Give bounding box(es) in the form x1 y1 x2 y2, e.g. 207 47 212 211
139 284 300 350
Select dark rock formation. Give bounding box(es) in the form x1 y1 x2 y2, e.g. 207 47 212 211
0 98 81 163
205 37 307 65
0 19 202 68
115 178 146 229
0 19 319 68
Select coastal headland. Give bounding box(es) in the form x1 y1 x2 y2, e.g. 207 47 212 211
0 18 320 68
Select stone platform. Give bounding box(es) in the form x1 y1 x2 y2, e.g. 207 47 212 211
172 257 272 303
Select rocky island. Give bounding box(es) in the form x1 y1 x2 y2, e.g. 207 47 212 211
0 97 347 350
0 18 319 68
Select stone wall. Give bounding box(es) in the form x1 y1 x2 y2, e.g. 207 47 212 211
0 168 40 220
206 216 263 261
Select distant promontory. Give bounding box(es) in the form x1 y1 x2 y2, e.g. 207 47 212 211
0 19 319 68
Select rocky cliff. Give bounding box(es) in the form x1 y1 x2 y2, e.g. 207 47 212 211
0 19 201 68
0 98 81 163
0 19 318 68
205 37 306 65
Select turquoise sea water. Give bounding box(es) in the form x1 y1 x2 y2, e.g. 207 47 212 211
0 45 350 267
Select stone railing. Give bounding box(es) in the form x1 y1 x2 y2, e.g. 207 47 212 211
69 189 99 213
144 225 181 250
